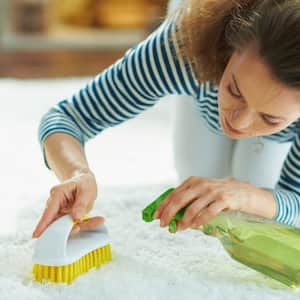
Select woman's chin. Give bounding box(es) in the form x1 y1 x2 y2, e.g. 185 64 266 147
221 118 246 139
223 130 243 139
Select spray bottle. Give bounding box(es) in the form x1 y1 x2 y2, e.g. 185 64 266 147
142 188 300 288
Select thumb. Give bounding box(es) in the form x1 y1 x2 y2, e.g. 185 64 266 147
71 191 88 222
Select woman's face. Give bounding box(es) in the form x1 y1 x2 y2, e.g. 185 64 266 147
218 46 300 139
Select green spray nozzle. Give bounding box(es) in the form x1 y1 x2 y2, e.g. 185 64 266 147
142 188 187 233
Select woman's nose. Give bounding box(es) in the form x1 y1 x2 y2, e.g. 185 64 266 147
230 109 253 130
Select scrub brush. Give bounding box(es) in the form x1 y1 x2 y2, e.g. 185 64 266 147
143 188 300 288
32 215 112 284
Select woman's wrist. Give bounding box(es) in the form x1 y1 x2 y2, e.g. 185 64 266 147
239 185 277 219
56 163 93 182
44 133 92 181
70 167 94 178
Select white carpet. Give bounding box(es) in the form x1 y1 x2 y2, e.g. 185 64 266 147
0 78 299 300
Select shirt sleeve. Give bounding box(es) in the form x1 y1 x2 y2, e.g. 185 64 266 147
272 134 300 227
38 15 200 154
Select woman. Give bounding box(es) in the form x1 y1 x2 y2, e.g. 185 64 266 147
33 0 300 238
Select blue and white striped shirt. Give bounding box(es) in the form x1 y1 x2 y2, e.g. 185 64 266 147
38 16 300 227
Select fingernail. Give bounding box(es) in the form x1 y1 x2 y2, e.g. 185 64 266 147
153 212 158 219
160 220 165 227
71 226 80 236
75 210 83 217
73 212 83 222
74 226 80 234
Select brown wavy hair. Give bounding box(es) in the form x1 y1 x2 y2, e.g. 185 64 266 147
178 0 300 87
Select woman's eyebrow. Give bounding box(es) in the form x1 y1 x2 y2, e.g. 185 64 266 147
232 74 287 121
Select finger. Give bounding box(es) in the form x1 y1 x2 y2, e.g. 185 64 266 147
154 180 195 219
180 194 215 229
191 200 226 229
69 225 81 237
61 207 72 214
51 211 67 223
154 181 189 219
77 216 105 231
159 188 199 227
155 177 204 219
71 190 89 222
173 220 185 232
154 191 176 220
32 194 62 238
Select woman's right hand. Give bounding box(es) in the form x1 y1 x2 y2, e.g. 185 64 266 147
32 171 105 238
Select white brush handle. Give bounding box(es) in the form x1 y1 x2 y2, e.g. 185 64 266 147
34 215 75 259
33 214 110 266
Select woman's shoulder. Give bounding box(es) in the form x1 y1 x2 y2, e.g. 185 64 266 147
264 120 300 143
285 120 300 139
196 81 219 105
194 81 224 135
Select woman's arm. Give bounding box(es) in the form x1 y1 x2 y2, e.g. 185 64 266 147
43 133 90 181
271 134 300 226
38 14 199 168
32 133 102 238
239 186 277 219
35 13 200 237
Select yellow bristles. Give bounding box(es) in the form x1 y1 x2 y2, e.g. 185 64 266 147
33 244 112 284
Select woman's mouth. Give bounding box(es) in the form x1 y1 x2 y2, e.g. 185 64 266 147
224 117 244 135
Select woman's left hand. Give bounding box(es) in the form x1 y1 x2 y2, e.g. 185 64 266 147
153 176 257 231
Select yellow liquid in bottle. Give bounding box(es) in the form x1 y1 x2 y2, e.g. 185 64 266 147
202 213 300 288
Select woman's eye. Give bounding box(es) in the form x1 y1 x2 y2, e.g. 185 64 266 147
227 85 242 98
262 115 281 126
227 84 282 127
